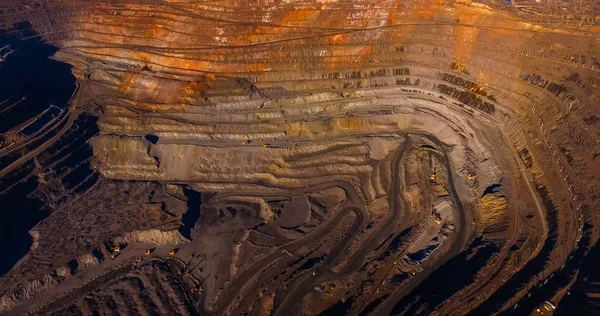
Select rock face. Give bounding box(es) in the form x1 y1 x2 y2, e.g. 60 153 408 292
1 0 600 315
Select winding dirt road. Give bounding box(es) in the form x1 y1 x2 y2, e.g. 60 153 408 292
192 133 469 316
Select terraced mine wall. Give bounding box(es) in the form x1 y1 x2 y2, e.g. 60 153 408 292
0 22 81 275
1 0 600 315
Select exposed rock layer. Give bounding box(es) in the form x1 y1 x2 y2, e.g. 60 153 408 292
1 0 599 315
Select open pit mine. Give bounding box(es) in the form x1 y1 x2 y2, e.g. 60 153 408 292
1 0 600 315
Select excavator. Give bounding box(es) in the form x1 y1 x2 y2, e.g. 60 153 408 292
190 285 201 294
109 245 121 259
434 212 442 224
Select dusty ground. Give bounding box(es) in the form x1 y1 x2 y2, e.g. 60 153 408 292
1 0 600 315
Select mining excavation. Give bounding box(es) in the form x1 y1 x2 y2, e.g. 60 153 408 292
0 0 599 315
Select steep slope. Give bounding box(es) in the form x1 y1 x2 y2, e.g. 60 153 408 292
0 0 599 315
